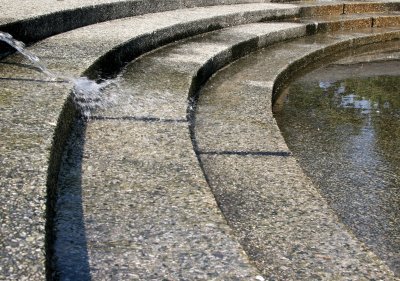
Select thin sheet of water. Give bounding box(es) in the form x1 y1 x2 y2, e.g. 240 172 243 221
274 48 400 274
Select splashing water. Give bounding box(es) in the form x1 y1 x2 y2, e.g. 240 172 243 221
72 77 114 117
0 31 112 117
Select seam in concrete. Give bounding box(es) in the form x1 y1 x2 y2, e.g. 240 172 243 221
198 150 293 156
2 2 400 279
44 19 400 280
187 28 400 279
90 115 188 123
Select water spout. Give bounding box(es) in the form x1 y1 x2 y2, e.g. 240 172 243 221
0 31 56 79
0 31 113 118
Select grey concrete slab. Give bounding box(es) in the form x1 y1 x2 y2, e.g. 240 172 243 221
52 21 310 279
87 24 400 279
24 3 301 76
0 6 305 279
2 0 400 48
194 40 316 153
71 119 262 280
1 1 400 280
0 0 281 45
95 22 308 120
194 27 400 280
1 0 397 28
0 67 69 279
195 77 291 153
200 154 396 280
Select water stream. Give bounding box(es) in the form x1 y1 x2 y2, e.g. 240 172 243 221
0 31 112 117
274 45 400 274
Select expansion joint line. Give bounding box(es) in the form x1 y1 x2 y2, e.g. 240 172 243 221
89 115 187 123
197 150 292 157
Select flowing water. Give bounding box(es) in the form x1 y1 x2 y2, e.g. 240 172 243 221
0 31 113 117
274 45 400 274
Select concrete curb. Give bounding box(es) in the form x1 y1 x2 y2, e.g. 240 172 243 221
192 27 400 280
0 0 275 43
1 1 400 279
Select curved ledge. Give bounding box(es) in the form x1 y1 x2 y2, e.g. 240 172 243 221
191 29 400 279
51 21 400 279
1 0 399 53
50 16 400 281
0 0 290 48
1 1 400 279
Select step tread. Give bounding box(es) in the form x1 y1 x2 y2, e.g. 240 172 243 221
1 1 400 279
195 27 400 280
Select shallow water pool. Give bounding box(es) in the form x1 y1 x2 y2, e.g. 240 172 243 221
274 44 400 274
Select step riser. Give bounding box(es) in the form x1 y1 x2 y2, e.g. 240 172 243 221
86 7 301 78
1 0 275 44
2 1 400 279
2 1 400 52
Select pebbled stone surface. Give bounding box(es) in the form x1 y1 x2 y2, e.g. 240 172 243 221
1 1 400 279
0 6 303 280
200 154 396 280
54 21 310 279
194 28 400 280
79 120 261 280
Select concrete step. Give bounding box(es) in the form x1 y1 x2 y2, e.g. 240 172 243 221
1 0 400 46
0 0 277 45
0 4 304 280
54 21 310 280
1 1 400 279
194 27 400 280
62 25 400 280
1 3 316 279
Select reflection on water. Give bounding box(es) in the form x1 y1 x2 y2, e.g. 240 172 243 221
274 52 400 275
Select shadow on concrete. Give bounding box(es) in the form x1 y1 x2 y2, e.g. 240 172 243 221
47 118 92 281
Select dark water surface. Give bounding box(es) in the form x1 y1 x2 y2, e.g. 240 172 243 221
274 46 400 274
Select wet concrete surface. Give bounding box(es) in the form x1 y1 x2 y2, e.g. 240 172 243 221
54 23 400 279
54 118 262 280
194 30 400 279
53 21 311 279
274 41 400 275
0 6 303 280
2 1 400 279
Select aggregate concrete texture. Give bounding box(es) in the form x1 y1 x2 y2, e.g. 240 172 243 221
52 21 312 280
194 29 400 279
1 0 400 44
0 0 277 44
0 4 302 279
81 120 261 280
71 23 400 280
1 0 400 280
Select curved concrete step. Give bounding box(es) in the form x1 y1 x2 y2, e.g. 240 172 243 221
1 2 323 279
193 29 400 280
0 0 278 46
63 26 400 280
1 0 400 47
1 1 400 279
55 21 312 280
0 4 303 280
